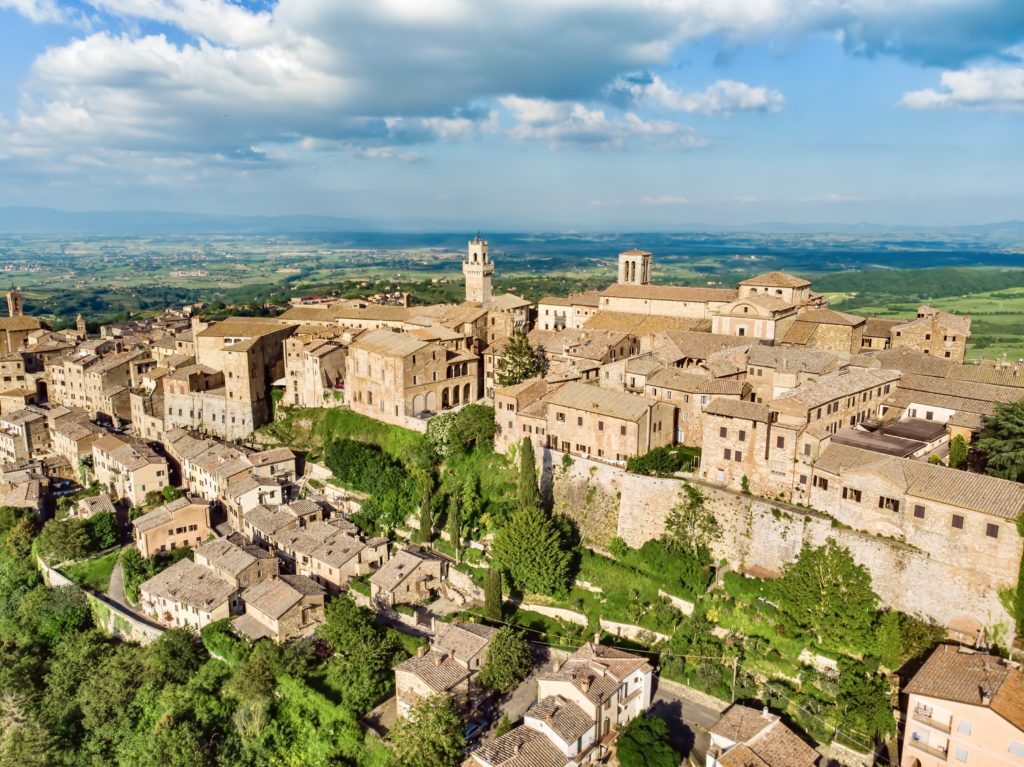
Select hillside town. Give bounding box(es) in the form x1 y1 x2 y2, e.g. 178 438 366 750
2 237 1024 767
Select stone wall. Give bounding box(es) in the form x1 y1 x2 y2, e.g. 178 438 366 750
542 449 623 546
540 447 1019 640
38 558 165 645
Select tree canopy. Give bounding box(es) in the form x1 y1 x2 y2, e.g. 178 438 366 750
978 399 1024 481
478 627 532 693
495 331 542 387
389 694 464 767
490 503 573 596
616 715 681 767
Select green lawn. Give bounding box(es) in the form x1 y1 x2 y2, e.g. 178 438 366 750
60 550 120 593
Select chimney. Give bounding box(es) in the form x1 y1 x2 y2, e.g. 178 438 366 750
513 743 521 755
981 688 992 705
580 675 591 694
546 706 556 724
434 653 444 668
417 645 427 658
762 705 771 719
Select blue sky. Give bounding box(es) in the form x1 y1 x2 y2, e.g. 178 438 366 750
0 0 1022 228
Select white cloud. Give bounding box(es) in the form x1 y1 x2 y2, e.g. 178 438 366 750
800 193 865 202
639 195 690 205
500 96 707 150
608 74 784 115
900 66 1024 111
0 0 64 23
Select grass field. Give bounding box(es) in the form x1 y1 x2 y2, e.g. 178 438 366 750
830 286 1024 362
60 549 120 592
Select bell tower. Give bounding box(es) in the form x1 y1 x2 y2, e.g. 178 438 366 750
463 233 494 307
6 286 23 318
76 313 88 340
617 249 652 286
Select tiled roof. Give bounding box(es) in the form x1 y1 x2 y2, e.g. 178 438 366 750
710 704 775 743
351 328 429 358
197 317 295 338
795 308 865 327
133 497 203 534
747 345 839 375
849 348 955 377
470 725 567 767
655 330 750 362
945 363 1024 388
863 317 903 338
242 574 323 620
582 312 706 335
905 645 1024 732
813 443 1024 519
646 367 748 396
433 621 497 664
394 651 471 694
896 372 1021 405
601 283 737 303
738 271 811 288
543 381 655 422
524 696 594 744
774 368 900 410
140 558 235 611
194 536 262 576
370 547 439 592
248 447 294 466
711 705 818 767
704 398 771 423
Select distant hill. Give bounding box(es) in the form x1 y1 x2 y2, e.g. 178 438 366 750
0 206 1023 239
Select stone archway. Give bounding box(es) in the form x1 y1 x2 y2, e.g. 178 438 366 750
463 382 471 402
413 393 425 414
426 391 436 412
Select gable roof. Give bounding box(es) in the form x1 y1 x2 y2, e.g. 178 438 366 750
242 574 323 619
739 272 811 288
705 398 771 423
813 443 1024 519
543 381 654 422
601 283 737 303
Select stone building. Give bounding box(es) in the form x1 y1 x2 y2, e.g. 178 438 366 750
345 328 480 426
706 704 819 767
711 295 798 341
283 332 348 408
232 574 326 643
744 346 840 403
891 306 972 363
48 408 104 467
599 283 737 319
463 234 494 307
536 291 601 331
139 558 236 631
193 535 280 594
46 346 149 424
779 307 866 354
0 407 48 467
92 433 169 506
0 316 41 354
901 645 1024 767
163 317 298 440
132 496 213 557
370 546 447 607
270 519 389 595
642 368 752 446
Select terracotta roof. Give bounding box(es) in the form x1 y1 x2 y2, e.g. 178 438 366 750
705 398 771 423
198 317 295 338
583 311 705 335
946 364 1024 388
849 348 955 377
905 645 1024 732
601 283 737 303
780 322 818 346
747 345 839 375
724 294 796 315
370 547 440 592
241 574 323 620
133 497 205 535
350 328 429 358
395 651 471 694
619 248 652 257
0 316 42 332
140 558 235 611
646 367 748 396
813 443 1024 519
469 725 567 767
774 368 900 410
738 271 811 288
711 705 818 767
194 536 266 576
543 381 655 421
796 308 865 327
863 317 903 339
433 621 497 664
655 330 751 362
897 372 1021 406
524 695 594 744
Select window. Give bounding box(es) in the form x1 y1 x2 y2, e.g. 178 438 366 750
776 436 785 449
620 425 626 435
1009 741 1024 758
738 430 746 442
719 427 727 438
986 523 999 538
577 416 583 426
925 411 934 420
737 327 746 337
734 451 742 462
842 487 862 503
952 514 965 529
803 443 811 456
954 747 968 762
813 476 829 490
878 496 900 512
957 720 972 736
598 421 604 431
556 412 565 422
913 504 926 519
799 474 808 484
723 448 732 460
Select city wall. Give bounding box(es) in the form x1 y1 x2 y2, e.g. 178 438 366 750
541 448 1018 641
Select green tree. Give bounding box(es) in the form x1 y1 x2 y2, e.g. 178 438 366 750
390 694 465 767
494 712 513 737
415 468 434 543
833 660 896 742
478 627 532 692
16 585 91 646
87 511 118 550
461 475 482 532
516 438 541 512
949 434 969 470
36 519 92 564
315 595 399 713
144 628 204 686
491 504 572 596
616 715 681 767
495 331 542 387
483 567 503 622
978 399 1024 481
447 495 462 563
448 404 497 453
775 541 879 648
663 483 717 556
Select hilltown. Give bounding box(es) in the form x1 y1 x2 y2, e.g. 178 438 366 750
3 238 1023 767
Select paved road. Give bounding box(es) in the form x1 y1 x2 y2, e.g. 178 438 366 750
649 682 720 761
107 560 126 603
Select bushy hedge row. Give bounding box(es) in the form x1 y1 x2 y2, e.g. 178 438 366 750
626 445 701 476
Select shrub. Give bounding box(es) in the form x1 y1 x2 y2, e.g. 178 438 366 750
626 445 701 476
201 619 249 666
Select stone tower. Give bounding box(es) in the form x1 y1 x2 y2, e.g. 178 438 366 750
6 287 23 318
76 313 87 340
463 234 494 307
617 249 652 286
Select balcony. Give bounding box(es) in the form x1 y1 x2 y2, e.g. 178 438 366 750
912 707 951 734
908 732 948 761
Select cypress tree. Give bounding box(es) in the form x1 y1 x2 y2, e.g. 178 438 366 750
483 567 503 622
447 494 462 563
516 438 541 512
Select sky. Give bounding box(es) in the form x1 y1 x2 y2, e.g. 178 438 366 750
0 0 1022 229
